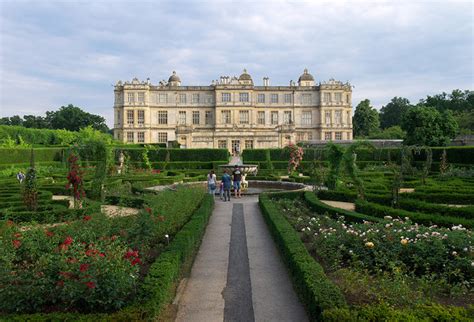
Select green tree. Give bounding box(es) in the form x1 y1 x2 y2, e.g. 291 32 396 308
379 97 412 129
401 106 458 146
368 126 406 139
45 104 109 132
353 99 380 137
22 115 48 128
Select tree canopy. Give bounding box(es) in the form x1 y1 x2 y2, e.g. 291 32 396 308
401 106 458 146
0 105 109 132
353 99 380 138
379 97 412 129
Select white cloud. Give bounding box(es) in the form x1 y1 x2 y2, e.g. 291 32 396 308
0 0 472 127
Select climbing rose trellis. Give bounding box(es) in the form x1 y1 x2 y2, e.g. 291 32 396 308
66 153 85 206
286 143 304 174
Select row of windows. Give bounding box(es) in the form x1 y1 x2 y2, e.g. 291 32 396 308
324 132 345 140
217 139 254 149
119 92 350 105
125 132 168 143
324 110 351 125
122 110 315 126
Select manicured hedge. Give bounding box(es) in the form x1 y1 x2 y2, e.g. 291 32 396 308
397 198 474 220
0 148 64 164
403 191 474 205
259 193 347 320
322 303 473 321
118 148 229 163
243 146 474 165
4 194 214 321
304 192 381 223
355 200 474 228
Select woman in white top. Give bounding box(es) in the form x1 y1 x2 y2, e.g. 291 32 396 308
207 170 217 196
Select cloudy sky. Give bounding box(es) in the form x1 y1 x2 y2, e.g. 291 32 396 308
0 0 472 127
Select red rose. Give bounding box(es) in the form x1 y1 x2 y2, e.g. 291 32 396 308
83 215 92 221
45 230 54 237
63 236 73 245
131 258 141 266
79 263 90 272
12 240 21 249
85 281 96 289
57 280 64 287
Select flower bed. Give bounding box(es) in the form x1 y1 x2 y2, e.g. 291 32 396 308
0 187 209 318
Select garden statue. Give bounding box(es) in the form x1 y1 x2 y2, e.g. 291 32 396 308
118 151 125 174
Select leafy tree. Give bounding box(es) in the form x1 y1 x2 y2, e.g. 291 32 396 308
353 99 380 138
22 149 38 211
379 97 412 129
401 106 458 146
45 104 109 132
22 115 48 128
9 115 23 126
422 89 473 112
368 126 406 139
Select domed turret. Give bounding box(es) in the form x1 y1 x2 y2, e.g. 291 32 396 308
298 68 315 86
238 69 253 85
168 71 181 86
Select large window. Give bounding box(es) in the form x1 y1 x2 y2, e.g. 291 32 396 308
205 111 212 125
127 132 134 143
257 111 265 125
297 132 305 142
307 132 313 140
347 111 351 125
283 111 292 124
239 93 249 102
157 132 168 143
192 93 200 103
324 93 331 103
325 111 331 125
137 132 145 143
335 110 342 125
179 94 187 104
302 94 311 105
346 94 350 104
335 93 342 103
192 111 200 125
239 110 249 124
222 93 231 102
127 110 134 126
271 94 278 103
325 132 332 140
218 140 227 149
158 93 168 103
137 92 145 103
137 110 144 125
222 110 231 124
257 93 265 103
301 111 312 125
158 111 168 124
178 111 186 125
127 93 135 104
245 140 253 149
271 111 278 125
335 132 342 140
284 93 292 104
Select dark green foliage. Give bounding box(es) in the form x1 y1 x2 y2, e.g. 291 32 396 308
0 147 64 164
323 303 473 321
22 149 38 211
259 193 347 320
45 104 109 132
379 97 412 129
401 106 458 146
353 99 380 137
117 148 229 162
326 144 345 190
397 198 474 220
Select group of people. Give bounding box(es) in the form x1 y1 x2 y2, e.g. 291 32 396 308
207 165 242 201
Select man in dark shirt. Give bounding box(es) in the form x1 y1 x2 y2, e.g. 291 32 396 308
232 165 242 198
221 170 232 201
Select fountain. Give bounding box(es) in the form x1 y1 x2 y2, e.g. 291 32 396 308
218 157 258 190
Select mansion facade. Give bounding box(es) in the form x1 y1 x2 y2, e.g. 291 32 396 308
113 69 353 151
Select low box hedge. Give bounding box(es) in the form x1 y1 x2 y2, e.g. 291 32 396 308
397 198 474 220
304 192 381 223
259 193 347 320
355 200 474 228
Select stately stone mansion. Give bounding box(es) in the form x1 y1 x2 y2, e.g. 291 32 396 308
113 69 353 151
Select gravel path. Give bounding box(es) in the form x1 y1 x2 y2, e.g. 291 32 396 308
320 199 356 211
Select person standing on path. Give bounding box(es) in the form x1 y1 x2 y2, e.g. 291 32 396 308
16 171 25 184
232 165 242 198
207 170 217 197
221 170 232 201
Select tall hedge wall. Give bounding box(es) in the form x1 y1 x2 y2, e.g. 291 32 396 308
242 146 474 165
0 148 64 164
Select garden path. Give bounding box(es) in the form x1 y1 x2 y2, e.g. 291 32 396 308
175 195 308 322
320 199 356 211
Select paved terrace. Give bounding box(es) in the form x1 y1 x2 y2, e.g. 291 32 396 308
175 195 308 322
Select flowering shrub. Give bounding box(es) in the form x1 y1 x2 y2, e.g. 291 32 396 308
277 198 474 289
66 153 85 207
286 143 304 174
0 218 140 313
